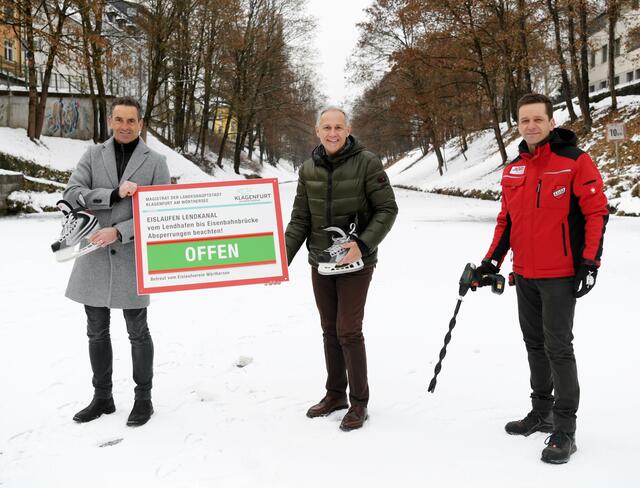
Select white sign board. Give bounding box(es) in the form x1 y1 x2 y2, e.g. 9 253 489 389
132 179 288 294
606 123 626 142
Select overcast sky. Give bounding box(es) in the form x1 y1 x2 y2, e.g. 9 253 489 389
302 0 372 107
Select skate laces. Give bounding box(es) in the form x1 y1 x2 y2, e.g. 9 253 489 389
545 431 570 448
326 223 357 258
58 213 79 242
327 236 350 256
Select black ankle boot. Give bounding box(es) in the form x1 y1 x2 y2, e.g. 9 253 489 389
505 410 553 436
127 399 154 426
73 397 115 423
541 431 577 464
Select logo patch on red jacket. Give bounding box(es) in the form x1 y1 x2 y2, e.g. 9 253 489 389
552 186 566 199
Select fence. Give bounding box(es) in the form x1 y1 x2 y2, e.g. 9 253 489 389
0 58 140 97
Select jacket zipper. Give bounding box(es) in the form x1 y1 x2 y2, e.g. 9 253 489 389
536 180 541 208
561 223 567 256
326 165 333 226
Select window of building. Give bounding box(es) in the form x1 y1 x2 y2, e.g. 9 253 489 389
601 44 608 63
636 69 640 80
4 1 14 21
600 80 608 89
590 51 596 68
614 38 621 57
628 72 635 83
4 40 14 62
589 85 595 93
614 75 620 86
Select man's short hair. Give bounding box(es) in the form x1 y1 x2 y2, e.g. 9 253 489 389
316 106 350 127
110 96 142 120
517 93 553 119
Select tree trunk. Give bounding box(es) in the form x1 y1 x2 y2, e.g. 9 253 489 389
233 127 249 174
566 1 591 131
607 0 618 111
517 0 533 92
23 0 38 140
546 0 577 121
80 22 99 142
35 4 67 139
578 0 592 129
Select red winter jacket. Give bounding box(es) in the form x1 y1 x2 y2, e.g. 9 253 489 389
485 128 609 279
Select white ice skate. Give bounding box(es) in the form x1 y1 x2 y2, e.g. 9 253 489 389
51 200 100 262
317 224 364 276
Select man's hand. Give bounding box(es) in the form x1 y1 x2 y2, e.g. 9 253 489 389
339 241 362 265
89 228 119 247
476 260 499 277
574 262 598 298
119 181 138 198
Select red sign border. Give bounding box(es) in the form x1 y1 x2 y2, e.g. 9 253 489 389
133 178 289 294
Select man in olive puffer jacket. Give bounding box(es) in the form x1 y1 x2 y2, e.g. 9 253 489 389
285 106 397 431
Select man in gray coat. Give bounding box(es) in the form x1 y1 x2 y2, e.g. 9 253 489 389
64 96 170 426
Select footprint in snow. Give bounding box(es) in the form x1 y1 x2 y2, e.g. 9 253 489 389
235 356 253 368
98 438 124 448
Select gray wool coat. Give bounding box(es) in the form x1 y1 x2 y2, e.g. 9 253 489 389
63 137 171 309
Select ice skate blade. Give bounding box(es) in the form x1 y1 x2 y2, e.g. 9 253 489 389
54 242 100 262
317 260 364 276
54 247 77 262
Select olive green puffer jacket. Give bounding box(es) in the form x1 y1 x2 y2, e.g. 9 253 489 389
285 136 398 267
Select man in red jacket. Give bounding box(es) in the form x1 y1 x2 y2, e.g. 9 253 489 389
478 93 608 464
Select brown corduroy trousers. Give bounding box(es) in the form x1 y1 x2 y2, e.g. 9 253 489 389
311 266 374 406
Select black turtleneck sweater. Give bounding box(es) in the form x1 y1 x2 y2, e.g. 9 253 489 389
115 137 140 180
110 137 140 205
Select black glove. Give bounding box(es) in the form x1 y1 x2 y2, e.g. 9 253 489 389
476 260 500 286
468 260 500 291
574 262 598 298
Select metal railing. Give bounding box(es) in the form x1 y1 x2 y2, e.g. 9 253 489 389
0 57 139 97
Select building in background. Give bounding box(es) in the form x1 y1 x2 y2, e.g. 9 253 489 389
0 1 24 80
588 2 640 92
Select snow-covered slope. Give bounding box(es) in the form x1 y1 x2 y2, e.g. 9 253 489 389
387 95 640 215
0 127 298 212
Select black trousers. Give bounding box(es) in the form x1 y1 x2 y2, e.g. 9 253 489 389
84 305 154 401
311 266 374 407
515 275 579 433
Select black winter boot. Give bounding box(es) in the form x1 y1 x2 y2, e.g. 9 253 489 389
73 397 115 423
127 399 154 426
505 410 553 436
541 431 577 464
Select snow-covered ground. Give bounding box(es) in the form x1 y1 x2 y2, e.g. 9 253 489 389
1 184 638 487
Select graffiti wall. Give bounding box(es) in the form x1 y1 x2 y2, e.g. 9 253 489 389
43 98 92 139
0 94 93 140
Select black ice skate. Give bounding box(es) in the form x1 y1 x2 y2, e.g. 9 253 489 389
51 200 100 262
317 224 364 276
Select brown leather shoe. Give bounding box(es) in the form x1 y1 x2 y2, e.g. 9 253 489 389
306 395 349 418
340 405 368 431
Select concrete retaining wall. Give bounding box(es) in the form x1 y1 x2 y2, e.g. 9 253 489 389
0 173 24 214
0 92 94 140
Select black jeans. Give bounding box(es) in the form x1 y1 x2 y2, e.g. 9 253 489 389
515 275 578 433
84 305 154 401
311 266 374 407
